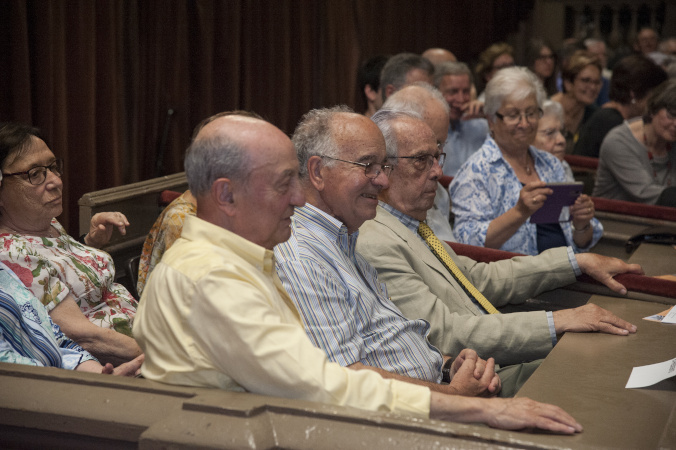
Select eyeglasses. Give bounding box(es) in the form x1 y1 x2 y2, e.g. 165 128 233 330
2 158 64 185
495 109 543 126
538 128 564 139
321 156 393 179
535 54 556 61
576 77 602 87
390 152 446 170
665 109 676 120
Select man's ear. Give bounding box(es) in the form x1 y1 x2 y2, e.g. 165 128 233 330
364 85 378 102
306 156 326 192
384 84 396 101
211 178 236 214
562 78 573 94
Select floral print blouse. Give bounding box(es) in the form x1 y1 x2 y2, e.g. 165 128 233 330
450 136 603 255
137 191 196 297
0 219 137 336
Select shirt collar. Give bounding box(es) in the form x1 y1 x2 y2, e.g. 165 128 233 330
484 136 545 168
182 215 276 275
379 201 420 235
296 203 358 258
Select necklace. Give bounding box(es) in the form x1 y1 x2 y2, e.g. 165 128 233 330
525 165 532 175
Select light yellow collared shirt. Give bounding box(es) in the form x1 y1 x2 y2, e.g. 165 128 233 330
134 215 430 417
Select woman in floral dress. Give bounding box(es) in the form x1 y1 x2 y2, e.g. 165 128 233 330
0 123 141 365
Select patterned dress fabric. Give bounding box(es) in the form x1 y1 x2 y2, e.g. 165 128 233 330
137 192 196 296
0 219 137 336
450 136 603 255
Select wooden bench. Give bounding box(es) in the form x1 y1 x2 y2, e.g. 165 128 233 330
592 197 676 261
78 173 189 291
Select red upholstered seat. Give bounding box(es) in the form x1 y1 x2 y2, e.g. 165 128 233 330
159 190 182 207
564 154 599 170
592 197 676 221
447 241 676 299
439 175 453 189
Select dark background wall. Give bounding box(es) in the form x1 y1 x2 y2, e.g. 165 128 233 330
0 0 533 232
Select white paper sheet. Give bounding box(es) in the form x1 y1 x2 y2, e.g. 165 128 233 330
626 357 676 389
662 306 676 324
643 306 675 323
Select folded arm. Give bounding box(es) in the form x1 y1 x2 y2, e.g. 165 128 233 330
49 295 142 366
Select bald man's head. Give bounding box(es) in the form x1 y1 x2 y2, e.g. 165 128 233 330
422 48 457 66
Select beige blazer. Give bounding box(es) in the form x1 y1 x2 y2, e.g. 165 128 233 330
357 205 577 366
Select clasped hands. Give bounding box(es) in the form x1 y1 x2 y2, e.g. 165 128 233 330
445 349 501 397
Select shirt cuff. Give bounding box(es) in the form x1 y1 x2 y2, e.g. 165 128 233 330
546 311 558 347
567 246 581 276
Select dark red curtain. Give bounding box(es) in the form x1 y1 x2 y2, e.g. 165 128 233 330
0 0 531 233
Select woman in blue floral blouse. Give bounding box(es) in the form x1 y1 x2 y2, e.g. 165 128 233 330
450 67 602 255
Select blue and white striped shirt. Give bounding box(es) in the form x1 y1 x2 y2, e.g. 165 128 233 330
275 204 443 383
0 262 96 369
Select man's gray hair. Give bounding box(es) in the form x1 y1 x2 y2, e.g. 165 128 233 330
380 53 434 100
184 128 251 196
292 105 353 178
433 61 473 87
484 67 546 119
371 109 422 162
541 100 564 123
383 81 450 116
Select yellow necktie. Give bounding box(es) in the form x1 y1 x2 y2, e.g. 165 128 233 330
418 222 500 315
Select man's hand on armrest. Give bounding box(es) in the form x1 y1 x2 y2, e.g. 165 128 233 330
552 304 637 336
429 393 583 434
574 253 644 295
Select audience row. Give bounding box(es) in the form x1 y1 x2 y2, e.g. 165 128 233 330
0 33 673 435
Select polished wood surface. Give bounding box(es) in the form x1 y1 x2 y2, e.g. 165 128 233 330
628 243 676 277
517 295 676 449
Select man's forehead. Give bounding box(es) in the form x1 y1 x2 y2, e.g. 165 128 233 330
442 73 470 88
333 114 385 155
394 117 436 152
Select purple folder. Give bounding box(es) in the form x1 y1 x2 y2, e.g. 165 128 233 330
529 182 584 224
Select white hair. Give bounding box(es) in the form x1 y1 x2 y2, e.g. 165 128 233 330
484 67 546 119
371 109 422 161
382 82 450 116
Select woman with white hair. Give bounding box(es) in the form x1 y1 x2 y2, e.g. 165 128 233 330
533 100 574 181
450 67 602 255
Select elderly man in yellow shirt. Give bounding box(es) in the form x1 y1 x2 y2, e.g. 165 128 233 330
132 111 582 434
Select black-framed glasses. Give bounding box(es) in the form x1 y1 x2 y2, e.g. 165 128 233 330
390 152 446 170
321 156 393 179
495 109 543 126
2 158 64 185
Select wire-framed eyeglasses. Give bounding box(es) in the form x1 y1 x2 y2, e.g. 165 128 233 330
321 156 393 179
389 152 446 170
495 109 543 126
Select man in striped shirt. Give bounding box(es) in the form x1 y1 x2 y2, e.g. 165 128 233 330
275 106 501 397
